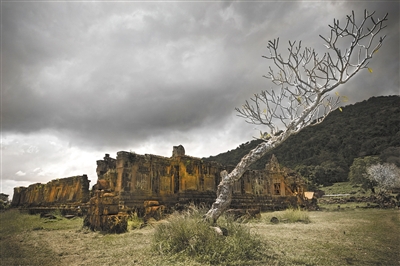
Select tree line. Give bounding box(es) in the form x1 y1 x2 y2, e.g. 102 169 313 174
204 95 400 187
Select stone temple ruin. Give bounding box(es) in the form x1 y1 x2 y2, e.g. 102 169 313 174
11 175 90 215
12 145 306 232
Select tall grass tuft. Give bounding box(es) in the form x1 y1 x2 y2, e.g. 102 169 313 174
279 207 311 223
151 207 271 265
128 213 143 230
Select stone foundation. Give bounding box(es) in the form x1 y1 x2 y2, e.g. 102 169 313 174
84 191 128 233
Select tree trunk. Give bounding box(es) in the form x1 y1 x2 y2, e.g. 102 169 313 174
204 140 277 223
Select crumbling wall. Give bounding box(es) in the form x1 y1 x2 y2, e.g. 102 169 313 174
96 154 116 180
94 147 306 213
84 191 128 233
172 145 185 157
11 175 90 208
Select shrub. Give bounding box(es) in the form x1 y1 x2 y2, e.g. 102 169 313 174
128 213 143 230
151 207 270 265
0 200 10 211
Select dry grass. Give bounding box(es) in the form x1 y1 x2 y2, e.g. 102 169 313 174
266 207 311 224
1 208 399 266
0 210 161 266
253 209 400 265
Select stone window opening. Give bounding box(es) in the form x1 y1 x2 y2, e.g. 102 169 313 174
274 183 281 195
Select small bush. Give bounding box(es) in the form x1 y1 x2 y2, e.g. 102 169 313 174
128 213 143 230
152 208 271 265
0 200 10 211
278 208 311 223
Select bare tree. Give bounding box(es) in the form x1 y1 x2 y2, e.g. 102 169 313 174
205 10 388 223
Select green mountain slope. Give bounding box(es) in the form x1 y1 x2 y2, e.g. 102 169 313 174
204 95 400 185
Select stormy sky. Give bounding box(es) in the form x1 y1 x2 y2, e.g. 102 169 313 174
1 1 399 198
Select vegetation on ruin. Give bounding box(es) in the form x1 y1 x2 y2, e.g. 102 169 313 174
204 95 400 187
128 213 144 230
1 205 399 265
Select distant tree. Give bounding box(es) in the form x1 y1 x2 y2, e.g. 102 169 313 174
367 163 400 193
0 201 9 211
349 156 381 192
295 165 317 185
317 161 347 185
205 10 388 223
295 163 345 187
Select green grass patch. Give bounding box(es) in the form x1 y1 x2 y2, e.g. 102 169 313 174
128 213 144 230
319 181 371 196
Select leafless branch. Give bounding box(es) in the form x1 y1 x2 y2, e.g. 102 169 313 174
236 9 387 140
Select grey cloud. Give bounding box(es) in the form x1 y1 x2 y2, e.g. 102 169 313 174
3 2 262 148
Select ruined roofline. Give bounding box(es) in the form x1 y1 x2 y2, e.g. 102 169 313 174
14 183 42 190
116 151 171 160
114 149 226 168
115 145 198 161
15 175 89 190
46 175 89 183
116 150 213 163
100 146 284 173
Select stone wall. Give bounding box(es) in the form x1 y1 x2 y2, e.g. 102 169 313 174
96 154 116 181
11 175 90 209
95 148 306 213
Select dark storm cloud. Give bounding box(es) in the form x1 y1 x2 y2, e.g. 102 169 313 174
2 1 267 148
336 2 399 100
1 1 399 197
2 1 398 145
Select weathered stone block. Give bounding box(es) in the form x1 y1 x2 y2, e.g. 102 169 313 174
144 200 159 208
144 205 165 221
100 196 119 205
84 190 128 233
103 205 119 215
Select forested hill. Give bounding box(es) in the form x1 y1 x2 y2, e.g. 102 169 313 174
203 95 400 185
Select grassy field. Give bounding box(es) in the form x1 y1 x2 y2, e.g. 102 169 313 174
321 182 363 195
258 209 399 265
1 207 399 266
